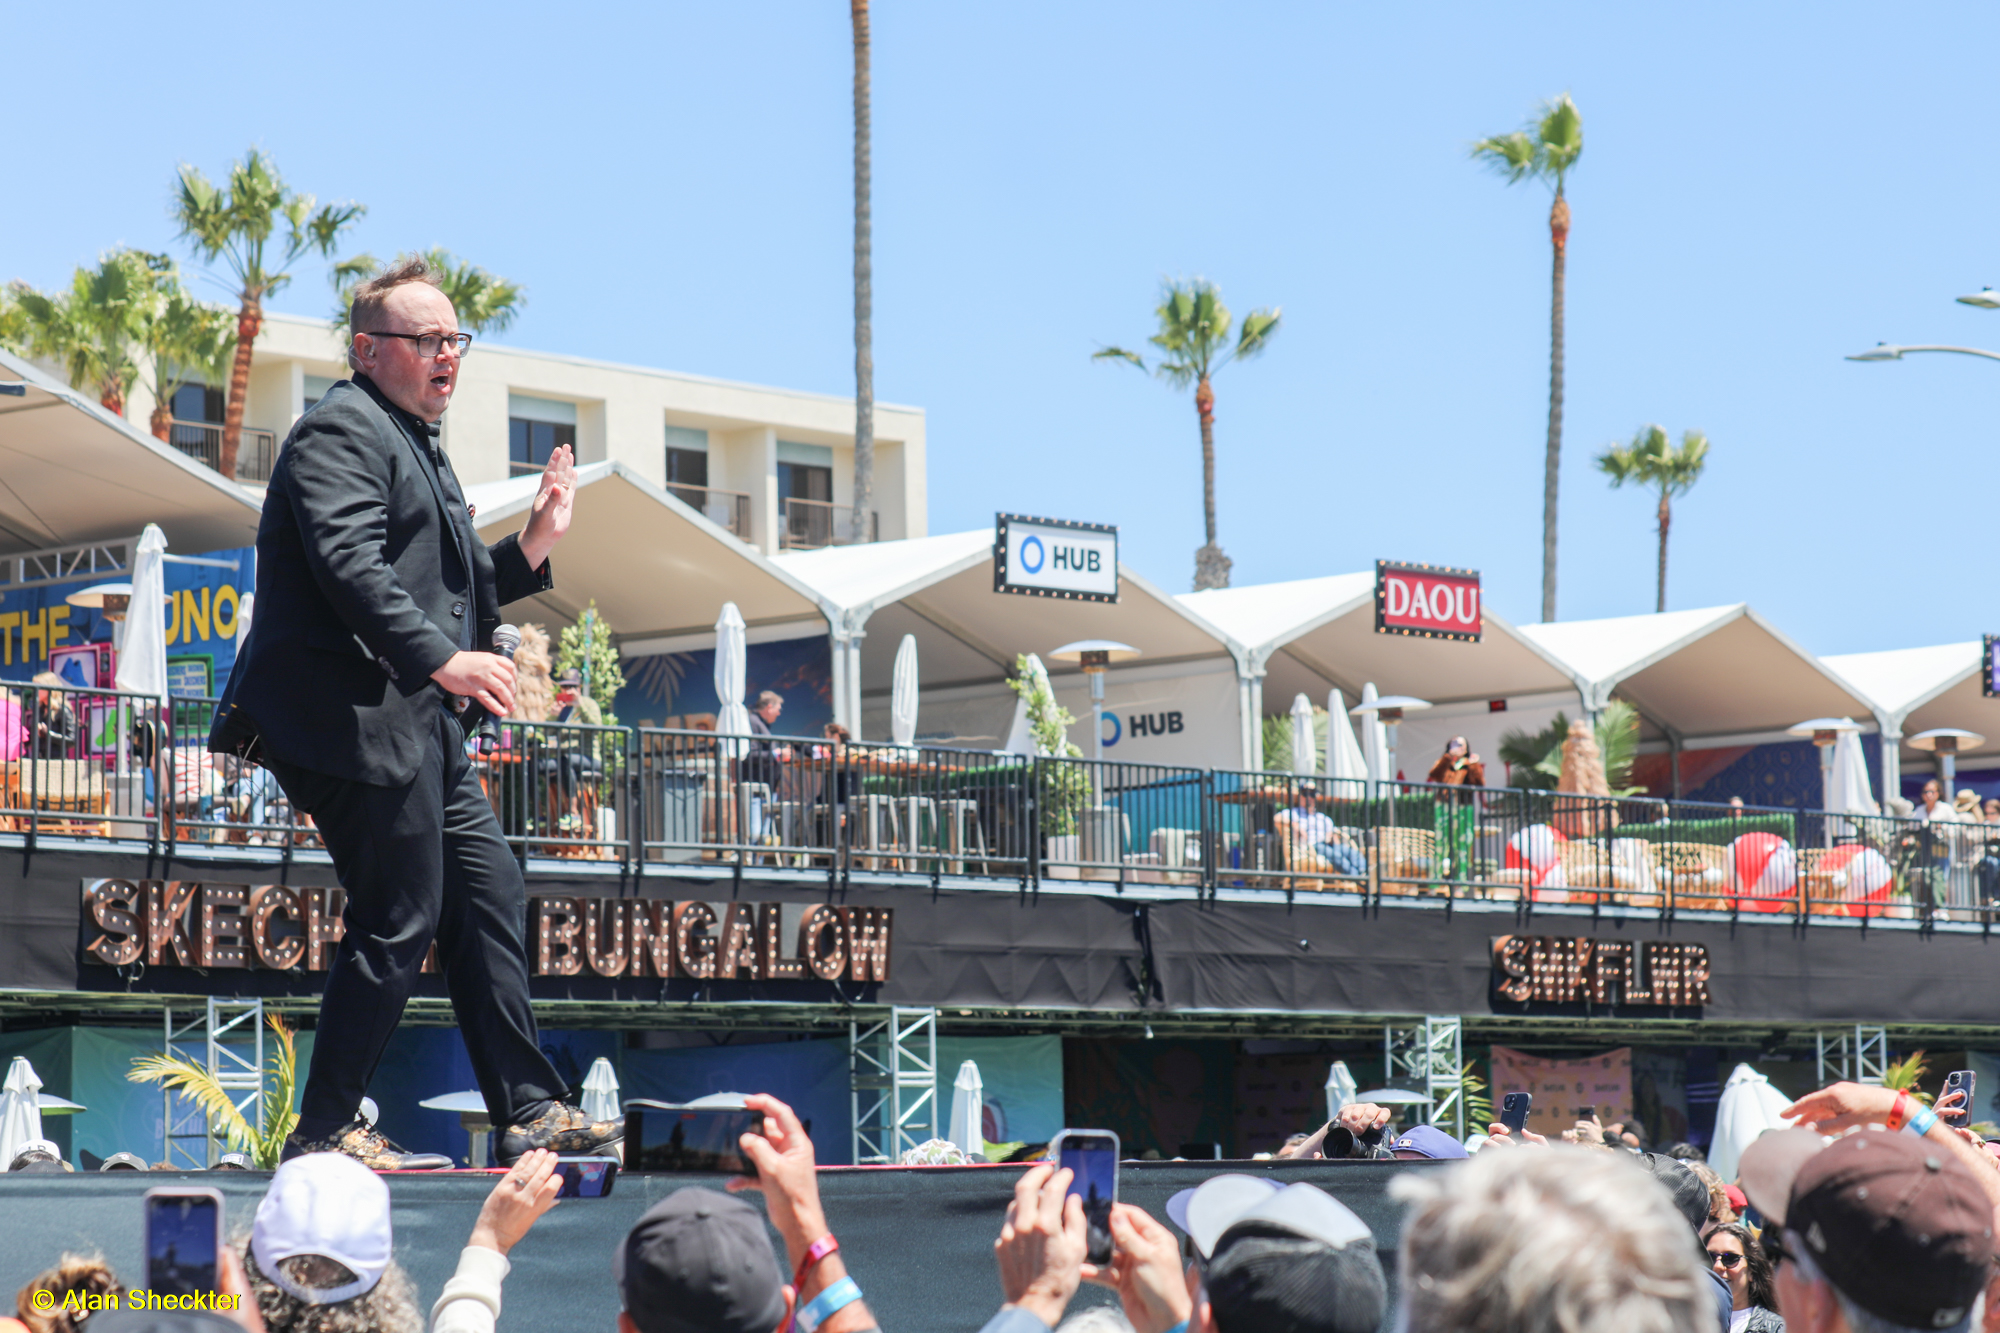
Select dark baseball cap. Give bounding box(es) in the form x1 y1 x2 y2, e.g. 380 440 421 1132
1740 1128 1994 1330
1179 1179 1386 1333
1636 1152 1710 1232
1389 1126 1468 1160
613 1187 787 1333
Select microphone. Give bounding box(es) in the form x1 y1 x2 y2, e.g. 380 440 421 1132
476 623 521 755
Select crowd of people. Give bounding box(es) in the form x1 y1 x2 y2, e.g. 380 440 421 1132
6 1076 2000 1333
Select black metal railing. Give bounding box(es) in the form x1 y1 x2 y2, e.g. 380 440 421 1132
780 498 877 550
6 690 1993 924
168 420 280 483
666 484 754 541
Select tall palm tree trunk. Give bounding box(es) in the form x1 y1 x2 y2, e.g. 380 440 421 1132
849 0 875 542
1192 375 1231 590
221 295 260 481
1542 191 1568 623
1655 491 1671 614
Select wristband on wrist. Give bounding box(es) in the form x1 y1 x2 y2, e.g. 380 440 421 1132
795 1276 862 1333
785 1237 840 1333
1886 1091 1911 1131
1164 1323 1190 1333
1907 1106 1940 1138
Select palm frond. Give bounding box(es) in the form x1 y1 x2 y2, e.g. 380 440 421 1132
1092 346 1146 370
1538 94 1584 178
1881 1049 1933 1103
1470 130 1540 184
128 1054 257 1154
1235 308 1281 359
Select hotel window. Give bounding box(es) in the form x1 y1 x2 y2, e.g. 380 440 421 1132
664 425 710 489
776 440 834 504
169 382 225 423
303 374 339 413
508 394 577 477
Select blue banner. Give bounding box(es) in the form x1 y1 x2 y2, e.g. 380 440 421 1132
0 546 254 696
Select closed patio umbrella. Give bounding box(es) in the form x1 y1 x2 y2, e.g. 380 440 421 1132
891 634 919 748
1708 1063 1795 1182
580 1057 621 1123
947 1059 985 1158
1325 689 1366 784
0 1056 45 1165
1289 693 1316 776
1827 726 1878 818
714 602 751 759
1357 683 1390 783
115 525 170 702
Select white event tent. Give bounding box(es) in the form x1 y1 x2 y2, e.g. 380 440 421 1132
1520 605 1881 797
1181 573 1586 774
775 530 1248 763
0 347 262 561
1821 642 2000 801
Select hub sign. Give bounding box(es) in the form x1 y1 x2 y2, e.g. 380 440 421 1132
994 514 1118 602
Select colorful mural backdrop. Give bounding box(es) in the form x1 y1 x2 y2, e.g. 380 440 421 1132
0 546 254 697
616 634 833 738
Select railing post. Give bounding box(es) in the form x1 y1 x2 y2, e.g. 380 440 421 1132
626 726 642 871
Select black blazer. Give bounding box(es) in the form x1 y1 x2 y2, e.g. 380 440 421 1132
210 375 551 787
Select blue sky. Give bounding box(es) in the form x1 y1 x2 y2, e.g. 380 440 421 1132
8 3 1999 655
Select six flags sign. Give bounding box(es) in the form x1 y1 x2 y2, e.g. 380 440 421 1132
1374 560 1482 642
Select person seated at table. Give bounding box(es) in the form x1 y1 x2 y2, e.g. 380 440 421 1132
553 668 601 726
548 670 603 836
223 754 280 841
1427 736 1484 786
29 672 77 761
745 690 792 778
1273 782 1365 874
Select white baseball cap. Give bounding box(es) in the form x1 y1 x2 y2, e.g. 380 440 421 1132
251 1153 393 1305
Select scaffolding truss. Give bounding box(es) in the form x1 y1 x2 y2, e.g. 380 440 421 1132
851 1006 937 1164
1816 1026 1888 1087
162 999 264 1168
1385 1015 1464 1140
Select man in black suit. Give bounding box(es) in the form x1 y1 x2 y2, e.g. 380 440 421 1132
211 257 620 1169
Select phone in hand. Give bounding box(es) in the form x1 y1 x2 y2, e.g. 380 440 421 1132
1942 1070 1976 1129
144 1187 224 1297
1051 1129 1119 1266
1501 1092 1533 1134
624 1101 769 1175
550 1156 619 1198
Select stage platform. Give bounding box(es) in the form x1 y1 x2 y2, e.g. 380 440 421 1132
0 1159 1418 1331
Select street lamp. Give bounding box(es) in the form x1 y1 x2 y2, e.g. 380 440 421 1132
1048 640 1140 762
1906 728 1986 800
1845 343 2000 364
1787 717 1862 847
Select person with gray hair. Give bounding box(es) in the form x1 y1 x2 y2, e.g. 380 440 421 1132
1393 1145 1712 1333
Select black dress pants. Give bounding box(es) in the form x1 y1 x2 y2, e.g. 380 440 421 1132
267 704 565 1134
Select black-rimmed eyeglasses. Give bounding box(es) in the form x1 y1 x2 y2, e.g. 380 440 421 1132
361 330 473 358
1706 1250 1744 1269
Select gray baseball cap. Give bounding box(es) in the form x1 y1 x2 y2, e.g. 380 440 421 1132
613 1187 786 1333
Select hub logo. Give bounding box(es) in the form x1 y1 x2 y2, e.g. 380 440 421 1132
1103 710 1183 747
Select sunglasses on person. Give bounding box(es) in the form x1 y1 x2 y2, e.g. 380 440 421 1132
1706 1249 1744 1269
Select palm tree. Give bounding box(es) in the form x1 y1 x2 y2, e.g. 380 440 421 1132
174 150 364 480
128 1012 299 1169
333 248 526 336
1595 425 1709 613
850 0 876 540
1095 279 1281 590
1473 95 1584 624
135 263 238 442
5 252 151 414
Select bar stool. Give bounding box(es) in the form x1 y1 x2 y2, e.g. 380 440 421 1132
939 799 989 874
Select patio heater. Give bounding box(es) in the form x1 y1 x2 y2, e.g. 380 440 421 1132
1787 716 1862 848
1349 694 1432 786
1048 640 1141 762
1907 728 1986 803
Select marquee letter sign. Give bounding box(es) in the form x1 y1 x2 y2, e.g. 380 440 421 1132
82 881 890 985
1374 560 1481 641
1491 934 1710 1007
994 514 1119 602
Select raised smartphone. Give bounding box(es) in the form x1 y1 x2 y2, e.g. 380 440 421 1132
1942 1070 1976 1130
550 1156 619 1198
144 1187 223 1298
624 1101 765 1175
1052 1128 1119 1266
1501 1092 1533 1134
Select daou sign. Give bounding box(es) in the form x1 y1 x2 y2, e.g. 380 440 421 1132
1374 560 1481 642
994 514 1118 603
